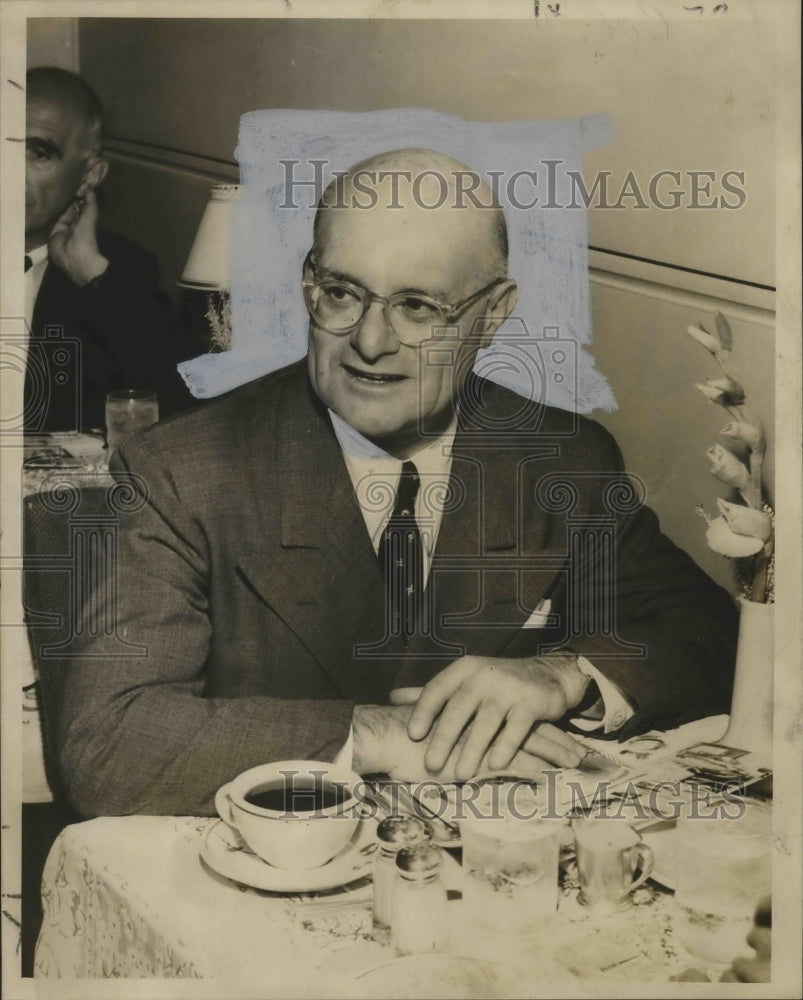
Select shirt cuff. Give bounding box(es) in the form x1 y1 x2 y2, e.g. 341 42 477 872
571 656 633 734
333 725 354 769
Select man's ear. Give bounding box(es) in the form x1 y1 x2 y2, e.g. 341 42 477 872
472 279 519 350
77 155 109 197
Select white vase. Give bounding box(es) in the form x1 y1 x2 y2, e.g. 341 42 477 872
720 597 773 762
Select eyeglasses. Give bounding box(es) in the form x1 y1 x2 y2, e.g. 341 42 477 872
302 254 505 347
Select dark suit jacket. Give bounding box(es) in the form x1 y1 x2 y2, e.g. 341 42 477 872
56 360 738 817
26 231 197 431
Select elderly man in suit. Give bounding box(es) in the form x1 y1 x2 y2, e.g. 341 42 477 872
56 149 738 817
20 67 202 972
24 66 195 431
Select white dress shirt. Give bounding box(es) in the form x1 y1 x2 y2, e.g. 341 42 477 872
24 243 50 329
328 410 633 737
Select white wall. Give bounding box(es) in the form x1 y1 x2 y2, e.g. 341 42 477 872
78 17 774 288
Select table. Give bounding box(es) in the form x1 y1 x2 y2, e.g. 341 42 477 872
35 816 687 990
22 431 112 500
16 433 115 973
22 433 114 794
35 719 743 991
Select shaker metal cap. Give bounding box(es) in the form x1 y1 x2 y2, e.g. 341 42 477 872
395 843 442 875
376 814 432 847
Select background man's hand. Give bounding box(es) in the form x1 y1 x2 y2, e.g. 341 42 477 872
352 703 556 784
390 655 588 780
48 189 109 287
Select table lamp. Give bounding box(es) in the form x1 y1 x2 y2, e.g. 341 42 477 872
178 183 241 351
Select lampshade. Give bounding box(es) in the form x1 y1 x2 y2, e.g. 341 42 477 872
178 184 241 290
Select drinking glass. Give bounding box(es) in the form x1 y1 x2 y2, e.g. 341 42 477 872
572 818 653 912
460 804 561 961
105 390 159 452
673 800 771 964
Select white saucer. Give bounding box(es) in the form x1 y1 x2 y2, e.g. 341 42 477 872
201 818 377 892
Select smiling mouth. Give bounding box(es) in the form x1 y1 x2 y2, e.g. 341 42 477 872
342 364 406 384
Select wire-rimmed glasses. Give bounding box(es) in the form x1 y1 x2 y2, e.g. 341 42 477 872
302 254 505 347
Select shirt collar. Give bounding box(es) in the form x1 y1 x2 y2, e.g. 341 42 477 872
26 244 49 268
328 409 457 476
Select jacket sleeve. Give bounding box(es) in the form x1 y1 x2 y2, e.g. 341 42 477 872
549 422 738 739
57 434 355 818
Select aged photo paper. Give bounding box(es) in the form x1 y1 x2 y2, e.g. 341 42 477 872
1 1 800 998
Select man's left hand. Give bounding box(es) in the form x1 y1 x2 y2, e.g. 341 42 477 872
391 654 589 780
48 188 109 287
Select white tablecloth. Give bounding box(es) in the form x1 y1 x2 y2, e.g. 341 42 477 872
34 716 742 990
34 812 712 991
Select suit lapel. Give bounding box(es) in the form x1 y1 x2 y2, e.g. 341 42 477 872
234 366 568 696
235 369 394 698
407 397 564 663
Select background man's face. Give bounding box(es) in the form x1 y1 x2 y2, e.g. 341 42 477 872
25 94 93 247
307 194 500 455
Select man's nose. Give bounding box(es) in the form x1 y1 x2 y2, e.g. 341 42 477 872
349 299 400 361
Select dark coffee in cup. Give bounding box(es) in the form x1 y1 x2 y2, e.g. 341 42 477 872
244 779 350 814
216 760 363 869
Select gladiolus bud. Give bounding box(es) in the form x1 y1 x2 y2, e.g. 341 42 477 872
716 499 772 541
687 324 720 355
694 377 746 408
706 516 764 557
721 419 765 452
706 444 749 490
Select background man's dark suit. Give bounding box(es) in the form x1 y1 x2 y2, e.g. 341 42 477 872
55 359 738 818
26 230 197 431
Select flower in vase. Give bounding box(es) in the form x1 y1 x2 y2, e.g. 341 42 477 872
721 419 765 453
716 498 772 543
687 323 722 355
706 516 764 558
694 377 746 408
688 312 773 602
706 444 749 491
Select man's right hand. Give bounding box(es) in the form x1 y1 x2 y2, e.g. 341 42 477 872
48 189 109 287
351 703 555 783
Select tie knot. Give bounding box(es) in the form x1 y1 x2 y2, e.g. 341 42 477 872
395 460 420 515
24 255 33 273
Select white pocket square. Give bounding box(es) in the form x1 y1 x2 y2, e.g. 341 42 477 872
522 598 552 629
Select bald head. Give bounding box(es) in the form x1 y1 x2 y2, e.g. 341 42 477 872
313 148 509 285
304 147 519 457
27 67 104 154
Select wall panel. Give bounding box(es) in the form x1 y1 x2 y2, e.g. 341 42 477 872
80 16 775 287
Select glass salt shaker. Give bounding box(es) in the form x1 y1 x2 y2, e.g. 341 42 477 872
372 815 432 944
391 843 448 956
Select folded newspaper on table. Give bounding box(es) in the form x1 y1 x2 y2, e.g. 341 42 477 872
372 722 771 835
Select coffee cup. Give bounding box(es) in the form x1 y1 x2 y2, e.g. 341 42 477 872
215 760 363 870
572 818 653 911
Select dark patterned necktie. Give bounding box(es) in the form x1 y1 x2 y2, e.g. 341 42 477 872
380 460 424 640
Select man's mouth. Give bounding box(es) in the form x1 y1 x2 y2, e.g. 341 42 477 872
342 364 406 384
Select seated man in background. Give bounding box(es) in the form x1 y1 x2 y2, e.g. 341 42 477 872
56 149 738 817
24 66 197 431
19 65 199 975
